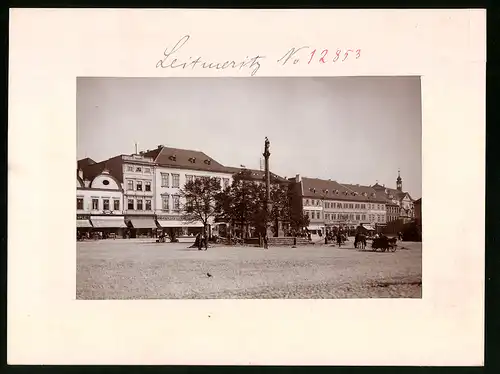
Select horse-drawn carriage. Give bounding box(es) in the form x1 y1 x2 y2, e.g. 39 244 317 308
371 236 398 252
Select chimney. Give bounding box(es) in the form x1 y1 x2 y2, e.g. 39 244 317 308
78 168 83 180
295 174 300 183
157 145 163 149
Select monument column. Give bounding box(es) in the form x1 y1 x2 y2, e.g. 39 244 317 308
263 137 273 241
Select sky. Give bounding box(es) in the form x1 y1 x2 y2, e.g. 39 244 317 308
77 77 422 198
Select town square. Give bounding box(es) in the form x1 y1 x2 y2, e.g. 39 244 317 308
77 239 422 299
76 76 422 299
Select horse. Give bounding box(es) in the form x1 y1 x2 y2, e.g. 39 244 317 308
358 233 367 249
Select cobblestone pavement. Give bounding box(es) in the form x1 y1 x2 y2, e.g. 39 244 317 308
76 240 422 299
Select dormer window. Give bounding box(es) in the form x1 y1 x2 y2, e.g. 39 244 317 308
169 155 177 161
188 157 196 163
204 159 211 165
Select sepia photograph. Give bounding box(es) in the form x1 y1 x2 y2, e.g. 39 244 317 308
76 76 422 300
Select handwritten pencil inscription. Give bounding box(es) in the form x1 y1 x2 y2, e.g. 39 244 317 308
156 35 361 77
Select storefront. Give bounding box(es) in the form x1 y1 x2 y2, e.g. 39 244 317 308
156 214 205 238
126 216 157 238
90 215 127 238
76 215 93 238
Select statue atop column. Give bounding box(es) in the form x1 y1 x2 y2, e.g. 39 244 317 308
263 136 270 157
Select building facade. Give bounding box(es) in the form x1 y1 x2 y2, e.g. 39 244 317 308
372 171 416 225
76 167 126 238
292 175 387 235
121 154 157 237
143 145 235 238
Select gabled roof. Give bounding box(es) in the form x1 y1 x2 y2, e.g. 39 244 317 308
371 183 415 202
77 157 97 169
79 155 125 183
142 146 229 173
301 178 387 203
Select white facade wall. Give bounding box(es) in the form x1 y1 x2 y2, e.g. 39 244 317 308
121 156 155 215
154 166 233 217
76 173 124 215
302 197 387 229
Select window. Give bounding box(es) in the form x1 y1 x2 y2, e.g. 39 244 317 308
172 195 180 210
113 200 120 211
344 203 348 208
362 214 366 220
223 178 229 188
350 214 354 220
161 195 169 211
127 166 133 172
92 198 99 210
337 203 342 208
361 204 366 209
136 181 143 191
350 204 354 209
137 199 143 210
161 173 169 187
128 199 134 210
145 168 151 174
127 180 134 190
305 199 309 206
77 198 83 210
316 211 320 219
103 199 110 210
355 204 359 209
136 167 142 172
145 200 152 211
186 175 194 183
102 180 109 186
172 174 180 188
145 181 151 192
356 214 360 220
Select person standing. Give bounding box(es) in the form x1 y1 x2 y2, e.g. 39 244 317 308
196 233 202 251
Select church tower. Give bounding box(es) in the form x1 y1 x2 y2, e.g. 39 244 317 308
396 169 403 191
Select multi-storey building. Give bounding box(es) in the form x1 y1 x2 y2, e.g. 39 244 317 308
290 175 387 235
76 165 126 238
142 145 235 238
78 153 157 237
372 171 416 224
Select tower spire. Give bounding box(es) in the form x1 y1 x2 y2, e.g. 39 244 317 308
396 169 402 191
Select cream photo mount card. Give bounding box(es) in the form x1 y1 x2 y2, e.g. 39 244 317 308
8 9 485 365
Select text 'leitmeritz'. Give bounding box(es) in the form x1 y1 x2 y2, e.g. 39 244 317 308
156 35 362 77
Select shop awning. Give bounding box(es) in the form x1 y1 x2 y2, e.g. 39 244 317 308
157 220 204 228
77 219 92 228
361 225 375 231
129 218 157 229
91 216 127 228
307 224 324 230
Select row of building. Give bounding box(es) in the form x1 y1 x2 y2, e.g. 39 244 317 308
77 144 419 238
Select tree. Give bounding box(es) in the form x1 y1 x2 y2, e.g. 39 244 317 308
269 183 291 235
287 183 310 234
179 177 223 235
215 170 269 238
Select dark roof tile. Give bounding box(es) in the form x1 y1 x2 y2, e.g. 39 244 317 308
301 178 386 203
